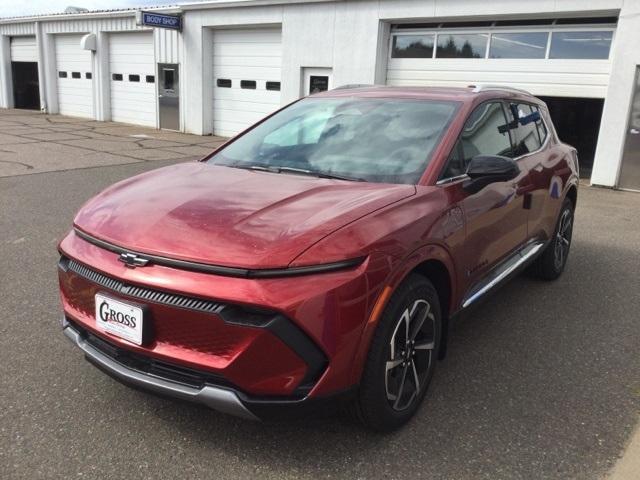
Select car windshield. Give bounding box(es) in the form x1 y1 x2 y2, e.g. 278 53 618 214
207 97 459 184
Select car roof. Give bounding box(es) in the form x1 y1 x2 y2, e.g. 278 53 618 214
313 85 540 104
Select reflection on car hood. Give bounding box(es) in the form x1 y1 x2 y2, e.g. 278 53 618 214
74 162 416 268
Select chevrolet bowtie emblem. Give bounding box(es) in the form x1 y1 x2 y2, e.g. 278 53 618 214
118 252 150 268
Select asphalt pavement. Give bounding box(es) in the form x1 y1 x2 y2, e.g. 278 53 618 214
0 110 639 480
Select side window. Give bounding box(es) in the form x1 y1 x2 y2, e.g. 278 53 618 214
441 101 512 179
533 105 548 145
506 103 543 157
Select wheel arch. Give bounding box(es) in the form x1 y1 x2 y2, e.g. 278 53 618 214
348 244 457 385
566 183 578 208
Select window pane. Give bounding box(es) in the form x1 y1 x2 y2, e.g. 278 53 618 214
441 102 511 178
210 97 459 184
506 104 543 156
436 34 487 58
549 31 612 59
489 32 548 59
392 34 434 58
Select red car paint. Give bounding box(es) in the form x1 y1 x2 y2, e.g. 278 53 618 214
58 86 578 411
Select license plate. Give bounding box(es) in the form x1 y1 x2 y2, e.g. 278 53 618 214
95 293 144 345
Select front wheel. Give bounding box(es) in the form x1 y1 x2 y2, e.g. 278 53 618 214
529 198 574 280
353 274 441 432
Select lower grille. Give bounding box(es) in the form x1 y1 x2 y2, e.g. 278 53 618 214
68 319 232 390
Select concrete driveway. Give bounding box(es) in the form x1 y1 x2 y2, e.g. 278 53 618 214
0 109 639 480
0 109 226 177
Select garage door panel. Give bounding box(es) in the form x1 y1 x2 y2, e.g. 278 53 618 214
213 44 282 58
214 66 282 81
212 28 282 137
55 34 94 119
109 32 156 127
214 56 282 68
11 37 38 62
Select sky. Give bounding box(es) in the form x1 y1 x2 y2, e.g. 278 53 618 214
0 0 209 18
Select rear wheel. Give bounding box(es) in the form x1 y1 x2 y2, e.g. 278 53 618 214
353 274 441 432
529 198 574 280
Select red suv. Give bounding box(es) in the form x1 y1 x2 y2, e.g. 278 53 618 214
58 86 578 431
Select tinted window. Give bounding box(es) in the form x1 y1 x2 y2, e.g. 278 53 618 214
58 71 67 78
436 34 487 58
489 32 549 59
266 81 281 91
112 73 123 81
392 34 435 58
505 103 543 157
129 74 140 82
71 72 81 79
208 97 459 184
217 78 231 88
240 80 257 89
549 31 612 59
441 102 511 179
85 72 92 79
145 75 155 83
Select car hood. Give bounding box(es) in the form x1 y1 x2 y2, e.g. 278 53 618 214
74 162 415 269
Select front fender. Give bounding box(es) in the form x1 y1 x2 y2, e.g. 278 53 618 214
348 243 458 386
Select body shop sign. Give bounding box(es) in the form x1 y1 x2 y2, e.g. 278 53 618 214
137 11 182 31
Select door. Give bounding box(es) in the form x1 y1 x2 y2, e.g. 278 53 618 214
619 67 640 191
212 28 282 137
109 32 156 127
12 62 40 110
158 64 179 131
55 34 93 118
438 101 529 296
11 36 40 110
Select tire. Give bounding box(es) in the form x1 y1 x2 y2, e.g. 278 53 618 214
352 273 441 432
528 197 574 280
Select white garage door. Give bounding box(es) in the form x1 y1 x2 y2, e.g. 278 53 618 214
55 34 93 118
212 28 282 137
10 36 37 62
387 22 615 98
109 32 156 127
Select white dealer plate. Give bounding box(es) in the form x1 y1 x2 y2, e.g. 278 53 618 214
95 293 144 345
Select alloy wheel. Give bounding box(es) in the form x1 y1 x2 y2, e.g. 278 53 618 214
385 299 436 411
554 208 573 270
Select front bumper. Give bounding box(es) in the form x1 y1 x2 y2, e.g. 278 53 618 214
63 317 258 419
63 317 355 420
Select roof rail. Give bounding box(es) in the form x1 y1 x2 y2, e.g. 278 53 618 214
469 84 532 95
332 84 375 90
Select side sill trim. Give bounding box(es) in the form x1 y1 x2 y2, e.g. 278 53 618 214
62 318 259 421
73 228 364 278
462 241 545 309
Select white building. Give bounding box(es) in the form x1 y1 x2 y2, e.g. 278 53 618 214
1 0 639 190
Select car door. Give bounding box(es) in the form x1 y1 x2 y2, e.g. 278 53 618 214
504 101 560 241
438 100 529 294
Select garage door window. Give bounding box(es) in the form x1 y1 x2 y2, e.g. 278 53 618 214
489 32 548 59
436 34 488 58
549 31 613 59
392 34 434 58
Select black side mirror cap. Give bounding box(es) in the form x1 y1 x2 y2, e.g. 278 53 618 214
463 155 520 193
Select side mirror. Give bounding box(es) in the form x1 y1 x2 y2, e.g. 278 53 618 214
464 155 520 193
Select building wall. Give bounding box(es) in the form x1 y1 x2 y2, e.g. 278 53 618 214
0 0 638 188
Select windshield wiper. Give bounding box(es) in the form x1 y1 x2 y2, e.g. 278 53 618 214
223 162 364 182
277 166 365 182
225 162 279 173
